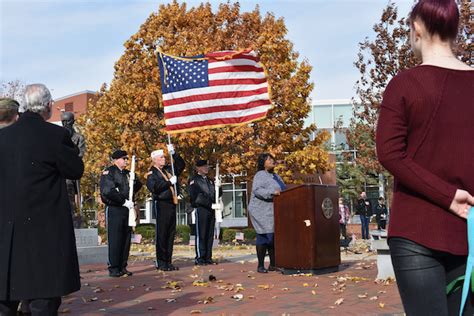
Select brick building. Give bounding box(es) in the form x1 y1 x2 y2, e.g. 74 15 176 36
48 90 97 125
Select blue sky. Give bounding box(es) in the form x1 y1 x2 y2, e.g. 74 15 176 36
0 0 413 101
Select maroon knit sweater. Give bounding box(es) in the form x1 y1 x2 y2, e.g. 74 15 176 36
376 65 474 255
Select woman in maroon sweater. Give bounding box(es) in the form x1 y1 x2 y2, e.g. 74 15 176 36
376 0 474 314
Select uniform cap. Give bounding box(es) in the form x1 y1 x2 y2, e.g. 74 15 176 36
151 149 164 159
111 149 128 160
195 159 208 167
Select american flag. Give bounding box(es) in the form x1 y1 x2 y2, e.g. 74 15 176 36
157 49 272 133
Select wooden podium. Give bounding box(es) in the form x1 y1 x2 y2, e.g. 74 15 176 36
274 184 340 274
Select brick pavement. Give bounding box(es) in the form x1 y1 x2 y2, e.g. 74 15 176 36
61 256 404 315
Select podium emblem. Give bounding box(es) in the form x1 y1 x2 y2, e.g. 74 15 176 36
322 198 334 219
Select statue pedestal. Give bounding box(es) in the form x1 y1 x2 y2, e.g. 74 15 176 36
74 228 107 265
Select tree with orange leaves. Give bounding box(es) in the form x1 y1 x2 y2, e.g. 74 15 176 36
78 1 331 202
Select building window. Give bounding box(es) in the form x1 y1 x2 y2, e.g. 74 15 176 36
222 182 247 219
65 102 74 112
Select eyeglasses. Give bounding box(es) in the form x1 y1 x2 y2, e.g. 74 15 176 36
122 157 129 160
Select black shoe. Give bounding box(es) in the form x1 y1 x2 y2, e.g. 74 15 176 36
162 264 173 271
195 260 207 266
168 263 179 271
121 269 133 276
109 271 124 277
206 259 218 265
267 265 276 272
257 266 268 273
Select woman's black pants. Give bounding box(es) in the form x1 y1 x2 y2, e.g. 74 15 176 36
389 237 473 315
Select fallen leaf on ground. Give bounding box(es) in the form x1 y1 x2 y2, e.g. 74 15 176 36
190 310 201 314
369 296 378 301
281 288 290 291
258 284 271 290
379 302 385 308
311 290 316 295
147 307 155 311
303 283 309 287
358 293 368 298
165 298 176 303
101 299 113 303
192 280 209 287
59 308 70 313
198 296 214 304
334 298 344 305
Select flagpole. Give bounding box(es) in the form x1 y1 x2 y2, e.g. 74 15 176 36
167 134 178 196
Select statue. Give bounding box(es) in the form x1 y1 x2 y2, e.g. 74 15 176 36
61 112 86 227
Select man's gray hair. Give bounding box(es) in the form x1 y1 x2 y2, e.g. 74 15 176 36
22 84 52 118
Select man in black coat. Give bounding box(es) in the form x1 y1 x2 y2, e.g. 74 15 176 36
100 150 142 277
0 84 84 314
146 145 185 271
188 159 220 266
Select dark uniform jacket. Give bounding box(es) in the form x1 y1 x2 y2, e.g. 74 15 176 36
356 198 373 217
375 204 388 220
100 165 142 207
0 112 84 300
146 154 185 202
188 175 217 210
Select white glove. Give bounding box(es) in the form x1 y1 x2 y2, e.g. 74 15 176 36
215 178 221 188
169 175 177 185
167 144 175 155
123 199 134 209
212 203 223 212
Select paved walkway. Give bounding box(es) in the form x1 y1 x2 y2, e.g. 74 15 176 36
62 253 404 315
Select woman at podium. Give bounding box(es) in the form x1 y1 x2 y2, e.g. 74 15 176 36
248 153 286 273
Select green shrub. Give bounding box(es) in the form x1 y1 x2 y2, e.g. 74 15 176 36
135 224 155 240
243 228 256 241
176 225 191 244
222 228 238 243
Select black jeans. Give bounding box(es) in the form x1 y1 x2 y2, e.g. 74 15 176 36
389 237 473 315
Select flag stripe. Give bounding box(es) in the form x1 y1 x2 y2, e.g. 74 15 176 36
208 71 266 81
164 99 271 119
163 86 268 106
208 78 268 86
162 82 268 101
208 59 262 69
208 65 264 74
207 50 256 59
208 55 259 63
